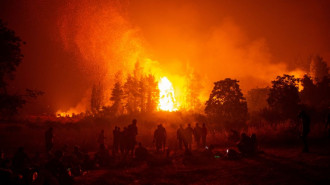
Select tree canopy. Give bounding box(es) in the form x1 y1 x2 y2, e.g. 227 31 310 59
205 78 247 129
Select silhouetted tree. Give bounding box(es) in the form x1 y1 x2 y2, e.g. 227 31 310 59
110 71 124 115
205 78 247 129
91 82 103 114
267 74 300 121
186 71 203 111
246 87 269 113
0 20 42 118
124 74 139 114
309 55 329 84
145 74 159 112
0 19 24 93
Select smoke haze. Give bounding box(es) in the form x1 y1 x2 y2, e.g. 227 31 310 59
0 0 329 114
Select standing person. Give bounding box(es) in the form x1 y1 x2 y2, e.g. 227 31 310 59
193 123 202 148
98 129 106 148
201 123 208 148
154 124 167 152
45 127 54 153
113 127 119 154
127 119 138 155
299 110 310 152
177 125 184 150
325 113 330 138
184 124 194 151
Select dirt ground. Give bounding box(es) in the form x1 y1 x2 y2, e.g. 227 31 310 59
74 143 330 185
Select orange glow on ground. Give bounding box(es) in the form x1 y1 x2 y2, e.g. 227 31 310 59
158 77 178 111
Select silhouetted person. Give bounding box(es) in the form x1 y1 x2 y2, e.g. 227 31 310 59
184 124 194 151
120 127 128 154
154 124 167 152
194 123 202 148
299 110 310 152
135 142 149 161
127 119 138 155
98 129 106 148
237 133 253 156
201 123 208 148
45 150 73 185
95 144 110 167
250 133 258 153
113 126 120 154
12 147 30 173
326 113 330 138
177 125 184 150
45 127 54 153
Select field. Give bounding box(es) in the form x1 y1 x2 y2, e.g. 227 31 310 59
1 116 330 185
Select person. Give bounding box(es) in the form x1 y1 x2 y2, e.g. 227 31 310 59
325 113 330 138
45 127 54 153
184 124 194 151
299 110 310 152
237 133 252 156
12 147 30 174
153 124 167 152
113 127 120 154
120 127 128 154
193 123 202 148
98 129 106 148
45 150 74 185
177 125 184 150
201 123 208 148
127 119 138 155
135 142 149 161
94 144 110 167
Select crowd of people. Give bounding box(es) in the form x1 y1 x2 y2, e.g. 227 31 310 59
0 111 316 184
177 123 208 151
112 119 138 155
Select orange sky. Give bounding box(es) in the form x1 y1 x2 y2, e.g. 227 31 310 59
0 0 329 114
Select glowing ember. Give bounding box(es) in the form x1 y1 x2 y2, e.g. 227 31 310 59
158 77 178 111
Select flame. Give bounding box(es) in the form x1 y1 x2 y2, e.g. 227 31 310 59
158 77 178 111
56 109 82 118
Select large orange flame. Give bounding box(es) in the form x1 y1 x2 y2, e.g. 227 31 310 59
158 77 178 111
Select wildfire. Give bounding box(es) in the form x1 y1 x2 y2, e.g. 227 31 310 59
158 77 178 111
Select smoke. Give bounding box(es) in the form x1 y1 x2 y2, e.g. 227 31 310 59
55 0 309 112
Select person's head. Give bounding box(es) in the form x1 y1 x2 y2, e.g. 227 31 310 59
132 119 137 125
74 145 79 153
54 150 63 160
99 144 105 150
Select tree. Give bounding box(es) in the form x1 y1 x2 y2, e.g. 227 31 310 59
267 74 300 121
0 19 39 119
205 78 247 129
309 55 329 84
0 19 24 93
246 87 269 113
145 74 159 113
110 71 124 115
186 71 203 111
91 82 103 114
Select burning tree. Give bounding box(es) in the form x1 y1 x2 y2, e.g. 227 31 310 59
91 82 103 114
110 72 124 115
205 78 247 129
121 62 159 114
